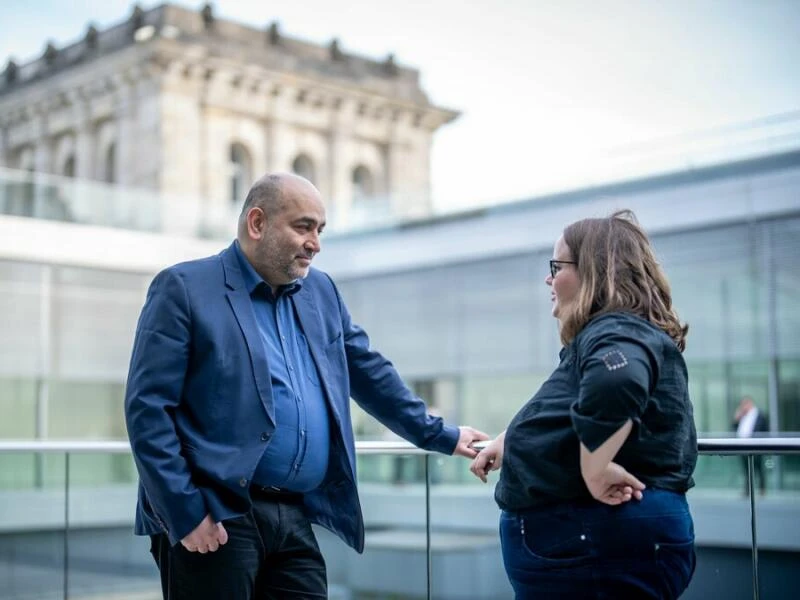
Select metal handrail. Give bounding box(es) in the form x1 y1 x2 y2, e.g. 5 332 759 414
0 437 799 454
1 437 797 600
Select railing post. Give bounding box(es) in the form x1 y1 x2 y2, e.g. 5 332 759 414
64 452 70 600
747 455 759 600
425 453 432 600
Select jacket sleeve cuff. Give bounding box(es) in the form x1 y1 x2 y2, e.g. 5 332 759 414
164 492 208 546
430 423 461 455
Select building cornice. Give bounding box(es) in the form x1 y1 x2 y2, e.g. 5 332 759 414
0 2 458 129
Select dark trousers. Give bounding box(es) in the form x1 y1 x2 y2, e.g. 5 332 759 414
150 494 327 599
500 489 696 599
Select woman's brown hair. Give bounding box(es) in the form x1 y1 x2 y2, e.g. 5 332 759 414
559 209 688 351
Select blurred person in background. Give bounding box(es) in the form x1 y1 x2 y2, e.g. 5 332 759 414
470 210 697 599
732 395 769 496
125 172 487 600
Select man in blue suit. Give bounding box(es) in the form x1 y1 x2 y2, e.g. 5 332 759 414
124 172 488 599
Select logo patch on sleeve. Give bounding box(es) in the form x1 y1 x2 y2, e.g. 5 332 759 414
602 349 629 371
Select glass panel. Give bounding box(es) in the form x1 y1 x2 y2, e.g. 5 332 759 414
773 218 800 358
0 452 66 600
0 261 44 381
0 377 38 490
430 453 512 600
429 450 800 600
0 376 37 440
320 452 429 599
777 360 800 490
53 266 147 382
47 380 127 440
686 453 800 599
748 453 800 599
65 453 159 599
461 372 550 447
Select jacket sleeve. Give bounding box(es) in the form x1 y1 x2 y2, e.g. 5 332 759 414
325 275 459 455
570 321 662 452
124 268 207 544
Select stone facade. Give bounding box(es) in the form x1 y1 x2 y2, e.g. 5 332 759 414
0 3 458 227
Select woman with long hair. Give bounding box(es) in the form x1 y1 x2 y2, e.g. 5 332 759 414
471 210 697 599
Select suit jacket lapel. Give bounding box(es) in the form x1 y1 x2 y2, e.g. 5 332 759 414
221 245 276 427
293 285 343 426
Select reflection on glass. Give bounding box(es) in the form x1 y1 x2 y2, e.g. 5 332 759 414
64 454 158 600
322 453 428 599
0 452 66 600
429 454 512 600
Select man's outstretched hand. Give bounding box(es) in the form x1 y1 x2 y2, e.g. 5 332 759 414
452 426 490 459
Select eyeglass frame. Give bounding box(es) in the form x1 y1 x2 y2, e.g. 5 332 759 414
549 260 577 278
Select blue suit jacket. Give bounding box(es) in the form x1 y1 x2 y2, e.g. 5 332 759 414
124 243 459 552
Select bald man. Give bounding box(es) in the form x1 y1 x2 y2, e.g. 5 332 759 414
125 173 488 599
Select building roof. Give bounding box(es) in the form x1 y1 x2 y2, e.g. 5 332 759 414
0 2 445 108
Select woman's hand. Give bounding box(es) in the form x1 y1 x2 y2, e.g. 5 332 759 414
469 432 505 483
583 461 645 505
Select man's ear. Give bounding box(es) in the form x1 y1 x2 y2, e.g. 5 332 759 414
247 207 266 239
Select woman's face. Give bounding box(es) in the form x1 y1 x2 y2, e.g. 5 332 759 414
546 235 580 322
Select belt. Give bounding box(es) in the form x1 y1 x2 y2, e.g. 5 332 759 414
250 485 304 505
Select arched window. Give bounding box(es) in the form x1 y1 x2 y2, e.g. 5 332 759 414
62 155 76 178
229 143 252 205
15 146 35 172
292 153 315 184
104 144 116 184
352 165 374 201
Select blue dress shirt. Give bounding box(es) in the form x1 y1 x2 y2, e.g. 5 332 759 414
233 242 330 492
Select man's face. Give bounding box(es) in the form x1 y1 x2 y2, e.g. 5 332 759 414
255 182 326 286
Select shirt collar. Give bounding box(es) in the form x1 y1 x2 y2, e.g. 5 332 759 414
232 240 303 298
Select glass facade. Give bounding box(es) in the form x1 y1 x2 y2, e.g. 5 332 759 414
0 201 798 496
0 262 149 488
0 169 798 599
338 215 800 491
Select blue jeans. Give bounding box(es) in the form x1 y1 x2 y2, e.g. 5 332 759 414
500 489 696 599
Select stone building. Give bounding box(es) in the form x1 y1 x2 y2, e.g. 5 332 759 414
0 3 458 229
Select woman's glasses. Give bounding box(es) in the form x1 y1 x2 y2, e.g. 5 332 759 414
549 260 576 278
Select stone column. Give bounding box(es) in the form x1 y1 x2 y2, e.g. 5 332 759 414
114 76 137 188
31 108 54 218
327 98 356 227
0 121 8 213
267 85 296 172
0 120 7 168
70 88 93 180
387 116 433 219
32 108 52 175
161 62 205 235
385 122 406 217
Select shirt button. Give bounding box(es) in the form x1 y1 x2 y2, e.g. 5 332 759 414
261 432 270 442
289 366 294 371
239 478 248 487
300 431 305 437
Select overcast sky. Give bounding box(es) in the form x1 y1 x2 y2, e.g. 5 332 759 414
2 0 799 212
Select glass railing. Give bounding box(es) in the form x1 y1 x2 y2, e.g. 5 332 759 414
0 438 798 600
0 167 428 239
4 110 799 241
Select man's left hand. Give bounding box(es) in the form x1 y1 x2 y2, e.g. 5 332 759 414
453 426 490 458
